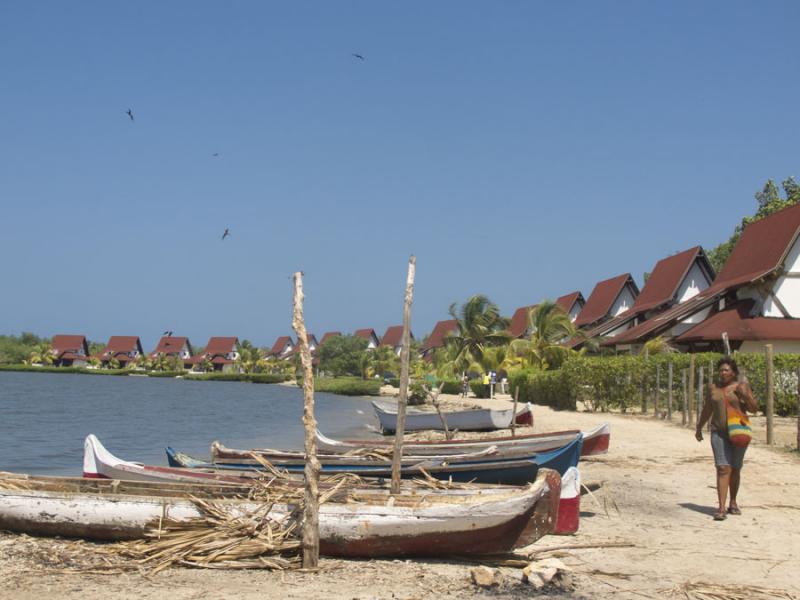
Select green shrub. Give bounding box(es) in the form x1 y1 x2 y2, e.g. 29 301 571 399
408 380 428 405
438 379 462 395
508 368 576 410
185 372 290 384
469 378 490 398
312 377 382 396
147 371 186 378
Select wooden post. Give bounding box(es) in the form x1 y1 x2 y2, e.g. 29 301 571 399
667 362 673 421
391 256 416 494
654 364 661 418
641 347 649 414
697 366 704 422
681 369 688 426
688 355 696 427
765 344 774 446
511 387 519 438
722 332 731 356
291 271 319 569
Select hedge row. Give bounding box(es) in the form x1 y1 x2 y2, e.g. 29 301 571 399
506 352 800 416
311 377 383 396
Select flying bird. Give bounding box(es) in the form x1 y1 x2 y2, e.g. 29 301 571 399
126 109 134 121
163 330 173 336
212 153 219 157
221 228 230 241
351 53 365 60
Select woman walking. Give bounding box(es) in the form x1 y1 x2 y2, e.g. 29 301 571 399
695 357 757 521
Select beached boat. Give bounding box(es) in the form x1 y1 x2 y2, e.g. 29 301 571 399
0 469 561 557
169 436 583 485
372 399 531 433
316 422 611 457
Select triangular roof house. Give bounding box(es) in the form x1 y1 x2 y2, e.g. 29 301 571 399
319 332 341 346
269 336 294 359
508 305 537 339
94 336 144 367
150 336 193 368
50 334 90 366
555 291 586 322
574 274 640 329
612 202 800 353
354 328 380 350
380 325 414 356
578 247 714 348
420 319 459 358
189 337 240 371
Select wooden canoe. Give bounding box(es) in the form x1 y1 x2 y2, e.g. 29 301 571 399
0 469 561 557
315 422 611 457
372 400 529 433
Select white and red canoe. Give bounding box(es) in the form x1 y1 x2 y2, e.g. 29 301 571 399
316 422 610 457
0 468 561 557
372 400 532 433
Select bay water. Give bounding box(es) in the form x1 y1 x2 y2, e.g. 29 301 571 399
0 372 378 475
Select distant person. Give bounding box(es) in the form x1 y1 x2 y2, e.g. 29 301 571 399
461 374 469 398
695 357 757 521
501 376 508 395
482 373 490 397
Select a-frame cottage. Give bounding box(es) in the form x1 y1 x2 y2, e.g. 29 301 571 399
190 337 240 372
420 319 459 361
555 291 585 323
94 336 144 368
50 335 90 367
508 305 537 339
574 274 640 331
578 247 714 349
319 332 342 347
611 202 800 353
354 328 380 350
150 336 194 369
269 336 294 359
380 325 414 356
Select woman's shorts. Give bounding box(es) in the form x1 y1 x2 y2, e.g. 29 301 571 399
710 430 746 470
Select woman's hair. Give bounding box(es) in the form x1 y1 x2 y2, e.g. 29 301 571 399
716 356 739 376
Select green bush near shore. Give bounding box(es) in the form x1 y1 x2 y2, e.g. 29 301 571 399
185 372 291 384
0 365 130 376
469 379 491 398
508 368 576 411
312 377 382 396
438 379 462 395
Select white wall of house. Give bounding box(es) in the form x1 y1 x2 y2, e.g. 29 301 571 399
763 237 800 317
740 340 800 353
605 321 634 338
569 301 584 322
610 285 637 317
676 262 712 303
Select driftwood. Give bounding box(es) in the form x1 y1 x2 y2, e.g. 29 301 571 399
391 255 416 494
511 387 520 437
292 271 320 568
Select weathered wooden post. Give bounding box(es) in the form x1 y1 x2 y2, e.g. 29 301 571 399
654 363 661 418
681 369 688 426
765 344 774 446
511 387 519 438
391 255 416 494
667 362 674 421
722 332 731 356
697 366 704 421
292 271 320 569
641 347 649 414
688 355 696 427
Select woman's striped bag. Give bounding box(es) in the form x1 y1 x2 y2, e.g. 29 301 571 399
726 395 752 448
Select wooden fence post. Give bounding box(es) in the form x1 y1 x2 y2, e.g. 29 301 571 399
641 348 648 414
698 366 704 421
511 387 519 438
765 344 774 446
668 362 674 421
682 369 688 426
654 364 661 418
688 355 696 427
391 255 416 493
292 272 319 569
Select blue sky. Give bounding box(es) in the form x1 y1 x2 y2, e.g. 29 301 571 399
1 1 798 350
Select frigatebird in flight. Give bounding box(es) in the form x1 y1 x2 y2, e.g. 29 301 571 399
162 330 173 336
351 53 365 60
221 228 230 241
126 109 134 121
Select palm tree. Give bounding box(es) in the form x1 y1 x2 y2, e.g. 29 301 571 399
510 300 578 370
364 346 400 379
444 295 511 373
28 343 54 366
237 341 265 374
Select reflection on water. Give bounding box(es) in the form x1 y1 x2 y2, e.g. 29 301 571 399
0 372 379 475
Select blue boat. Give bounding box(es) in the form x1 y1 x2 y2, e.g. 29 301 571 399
166 435 583 486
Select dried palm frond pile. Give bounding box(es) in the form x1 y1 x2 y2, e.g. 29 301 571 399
667 581 797 600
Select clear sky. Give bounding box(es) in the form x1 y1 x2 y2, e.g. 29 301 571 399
1 1 798 351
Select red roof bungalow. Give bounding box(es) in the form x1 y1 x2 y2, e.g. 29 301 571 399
610 202 800 353
509 305 537 339
269 336 294 359
149 336 194 369
50 335 90 367
287 334 320 358
380 325 414 356
420 319 459 359
319 332 342 346
578 247 714 348
93 336 144 368
189 337 240 372
354 328 380 350
555 291 586 323
574 274 640 330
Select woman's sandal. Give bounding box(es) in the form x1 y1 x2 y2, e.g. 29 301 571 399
713 511 727 521
727 506 742 515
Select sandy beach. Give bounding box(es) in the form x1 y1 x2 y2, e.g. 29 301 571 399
1 395 798 600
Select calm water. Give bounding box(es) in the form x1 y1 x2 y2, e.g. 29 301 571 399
0 372 379 475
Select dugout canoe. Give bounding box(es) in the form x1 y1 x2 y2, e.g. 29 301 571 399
371 400 531 433
0 469 561 557
315 422 611 457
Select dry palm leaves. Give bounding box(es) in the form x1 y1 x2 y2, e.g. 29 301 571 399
667 581 797 600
